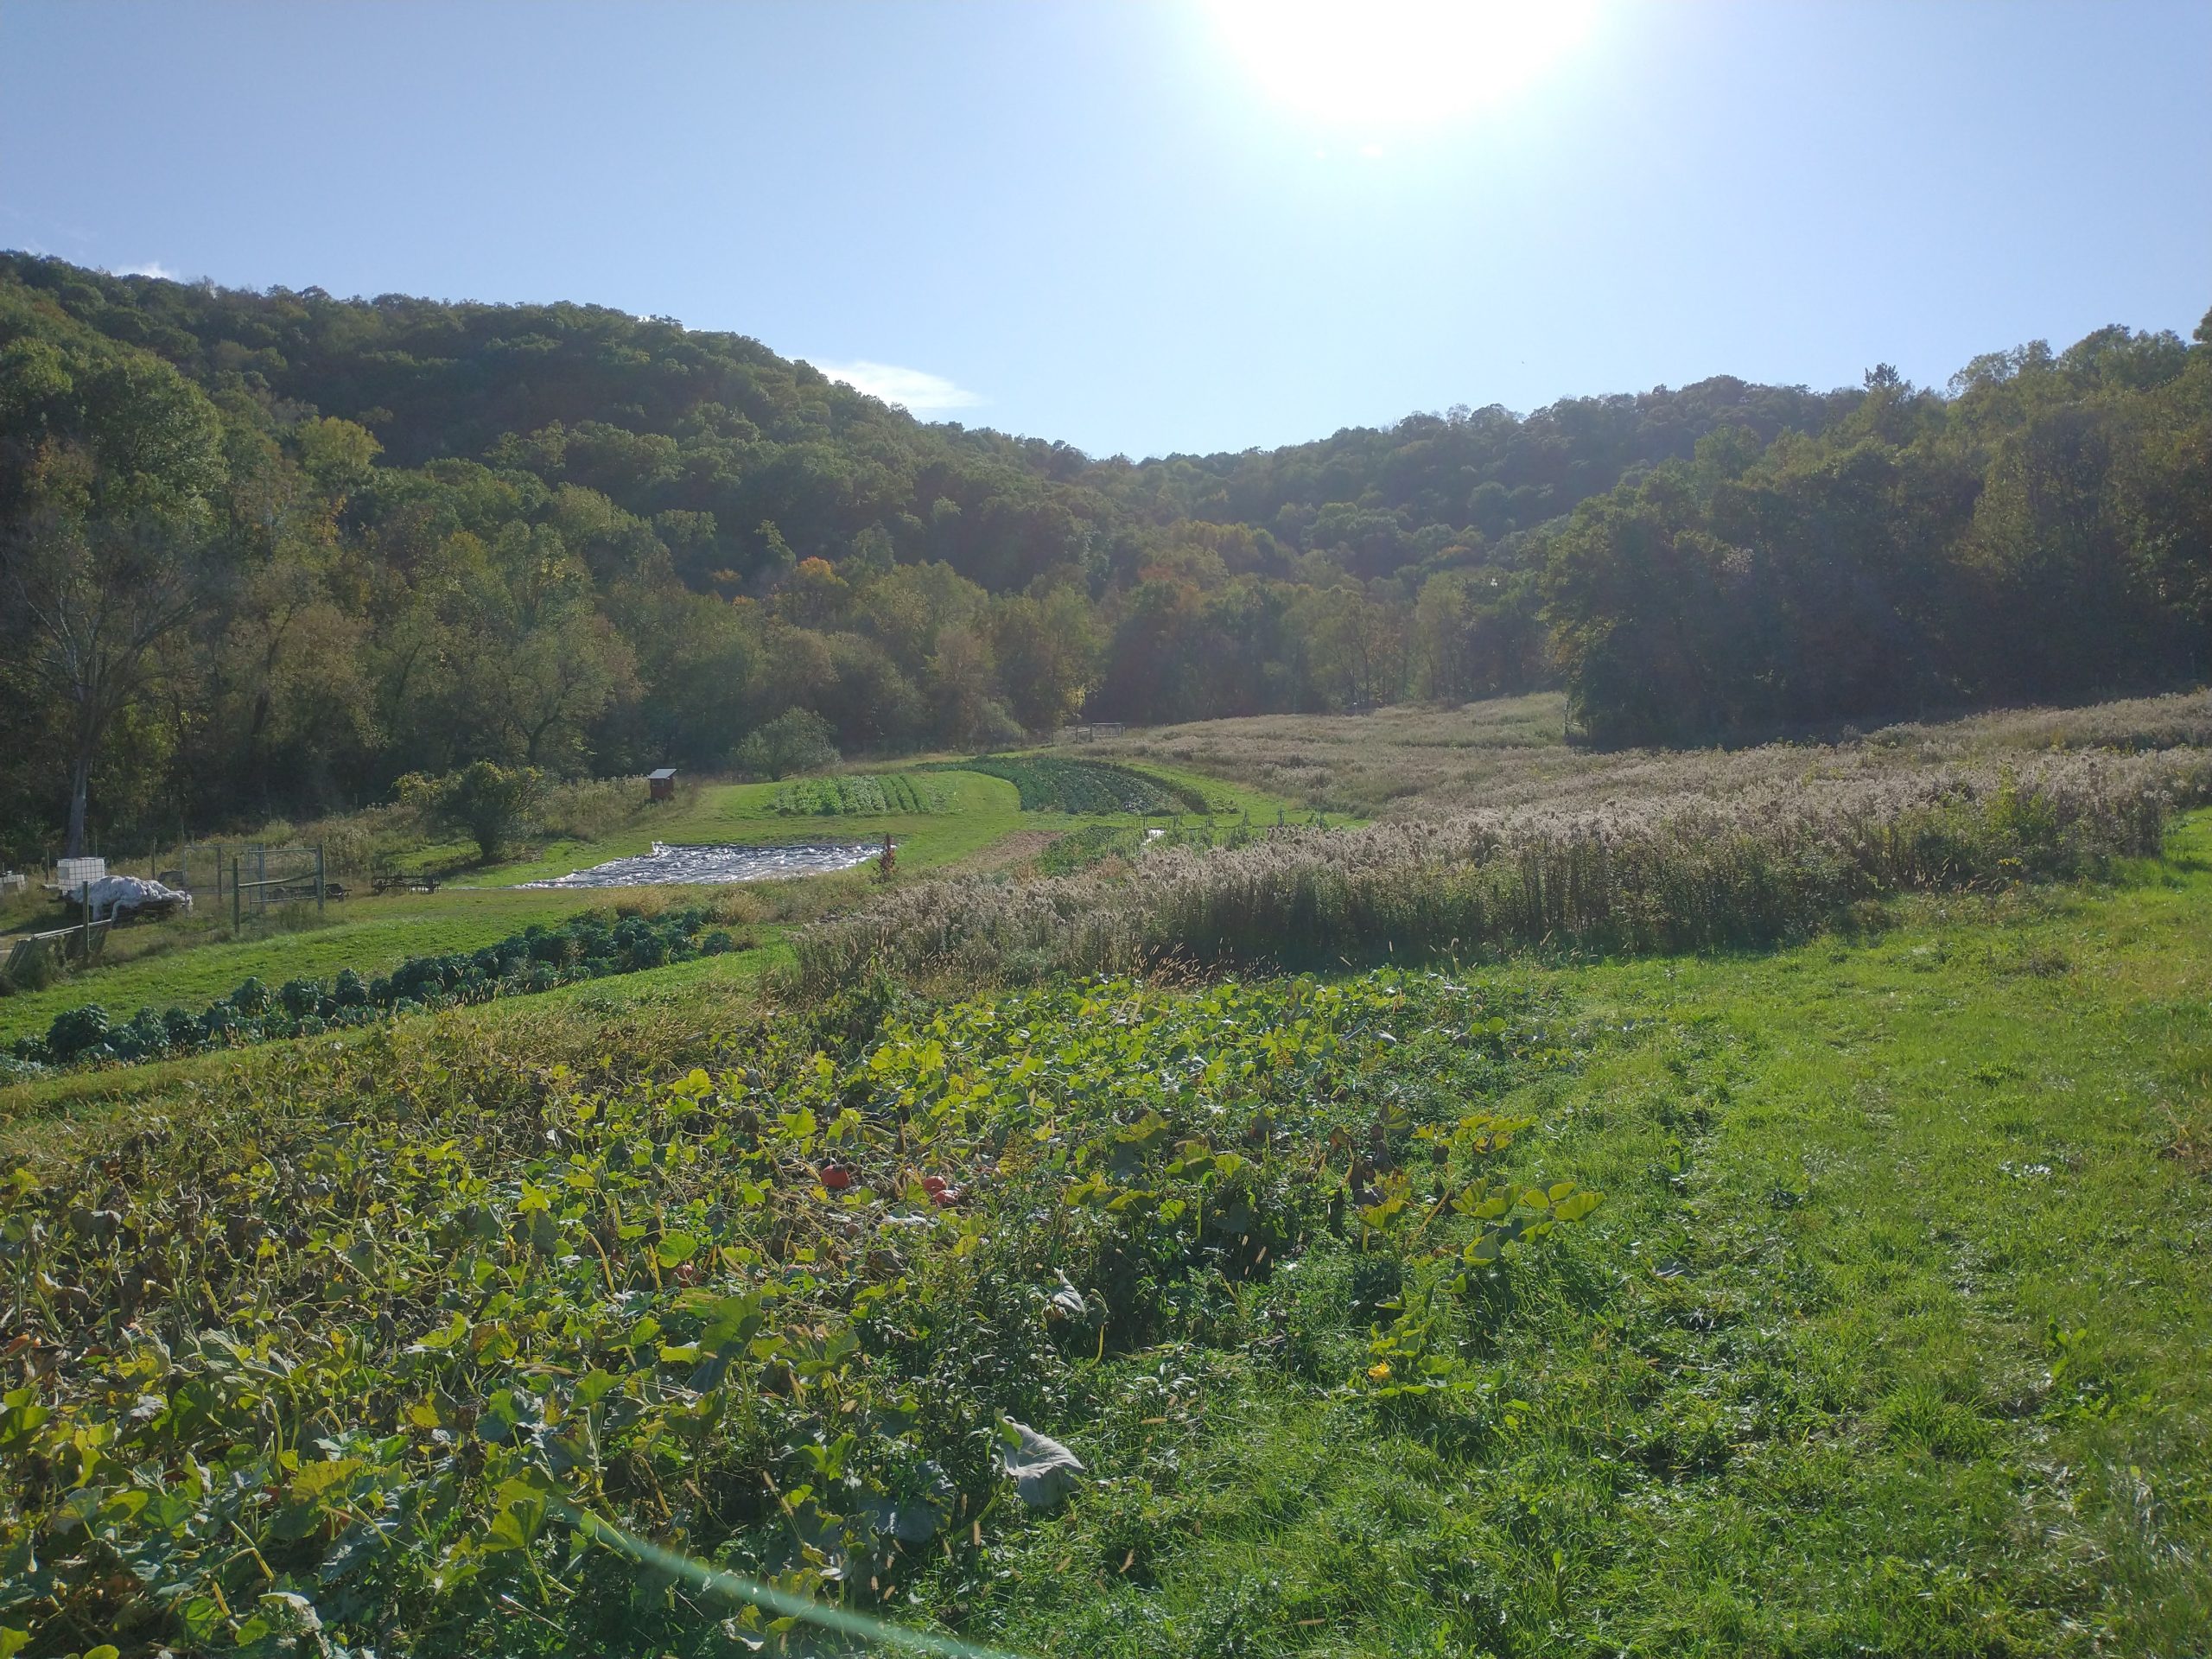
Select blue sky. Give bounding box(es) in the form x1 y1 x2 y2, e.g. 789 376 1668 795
3 0 2207 459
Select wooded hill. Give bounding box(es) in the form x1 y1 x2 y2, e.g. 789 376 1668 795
2 251 2206 856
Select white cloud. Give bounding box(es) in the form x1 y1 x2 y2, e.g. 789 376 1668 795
114 259 177 280
815 359 982 415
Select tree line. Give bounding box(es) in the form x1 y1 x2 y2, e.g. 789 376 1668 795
1547 340 2212 743
0 251 2205 858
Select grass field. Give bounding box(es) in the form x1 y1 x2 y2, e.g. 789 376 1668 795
1096 691 1574 813
0 888 613 1046
5 803 2209 1656
468 767 1026 885
474 758 1290 887
1096 688 2212 817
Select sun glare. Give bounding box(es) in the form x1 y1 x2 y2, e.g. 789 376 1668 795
1209 0 1596 128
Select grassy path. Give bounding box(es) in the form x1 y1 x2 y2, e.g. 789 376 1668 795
975 829 2212 1655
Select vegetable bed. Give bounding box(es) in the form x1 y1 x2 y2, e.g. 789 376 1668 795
932 758 1211 815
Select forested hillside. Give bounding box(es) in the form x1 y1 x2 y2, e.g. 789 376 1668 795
2 251 2207 856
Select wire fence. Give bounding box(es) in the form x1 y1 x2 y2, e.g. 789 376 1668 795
162 842 331 931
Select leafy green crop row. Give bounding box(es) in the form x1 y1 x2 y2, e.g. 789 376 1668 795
772 775 948 817
933 759 1211 816
0 970 1595 1656
3 910 734 1076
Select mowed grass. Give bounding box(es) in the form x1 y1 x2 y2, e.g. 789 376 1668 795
477 760 1295 887
473 768 1026 886
5 818 2209 1652
0 888 617 1046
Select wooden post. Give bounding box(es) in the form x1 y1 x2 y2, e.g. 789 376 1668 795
315 843 326 917
80 880 91 962
232 856 242 937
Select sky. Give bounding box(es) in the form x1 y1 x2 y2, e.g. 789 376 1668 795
3 0 2208 460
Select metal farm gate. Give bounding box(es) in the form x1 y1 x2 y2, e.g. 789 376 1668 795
170 842 328 932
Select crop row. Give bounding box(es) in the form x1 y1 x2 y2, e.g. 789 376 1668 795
0 969 1597 1655
772 774 948 817
938 757 1211 815
4 909 734 1075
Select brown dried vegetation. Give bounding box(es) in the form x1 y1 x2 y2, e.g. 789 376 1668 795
1095 689 2212 817
799 696 2212 992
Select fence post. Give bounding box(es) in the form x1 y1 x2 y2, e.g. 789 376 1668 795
80 880 91 962
232 857 241 937
316 843 326 917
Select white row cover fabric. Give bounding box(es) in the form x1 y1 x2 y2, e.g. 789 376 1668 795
79 874 193 921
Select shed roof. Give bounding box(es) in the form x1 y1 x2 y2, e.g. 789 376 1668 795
646 767 678 781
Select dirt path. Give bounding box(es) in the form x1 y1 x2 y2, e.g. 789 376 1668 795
955 829 1058 873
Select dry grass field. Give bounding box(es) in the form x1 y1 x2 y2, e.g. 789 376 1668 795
1095 689 2212 817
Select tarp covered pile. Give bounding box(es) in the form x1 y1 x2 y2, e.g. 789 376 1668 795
77 875 193 921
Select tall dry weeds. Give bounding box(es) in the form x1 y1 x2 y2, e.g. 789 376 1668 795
793 751 2207 993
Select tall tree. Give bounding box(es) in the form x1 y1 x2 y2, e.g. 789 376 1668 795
0 297 226 852
2 503 211 853
990 584 1099 733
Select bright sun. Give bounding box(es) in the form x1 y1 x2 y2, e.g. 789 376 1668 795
1209 0 1596 128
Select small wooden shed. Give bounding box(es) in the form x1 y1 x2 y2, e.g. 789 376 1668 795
646 767 678 802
